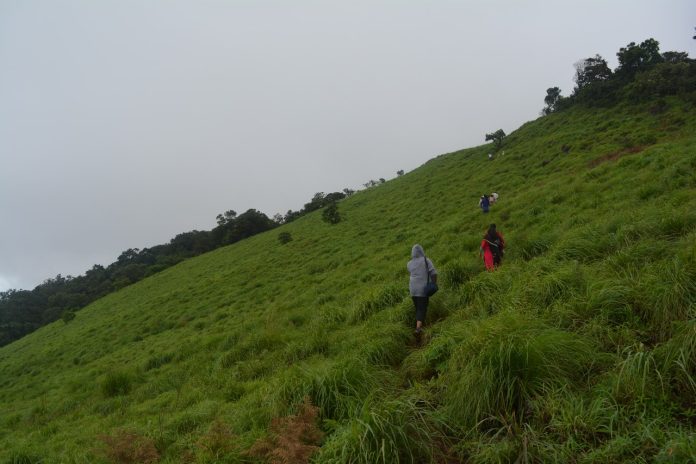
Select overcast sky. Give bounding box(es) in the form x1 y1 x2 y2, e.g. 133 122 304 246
1 1 694 291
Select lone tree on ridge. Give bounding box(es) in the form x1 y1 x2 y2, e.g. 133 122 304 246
485 129 506 150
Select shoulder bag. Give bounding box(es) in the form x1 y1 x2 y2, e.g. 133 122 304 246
423 256 438 297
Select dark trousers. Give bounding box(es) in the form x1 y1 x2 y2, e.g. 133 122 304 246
412 296 429 323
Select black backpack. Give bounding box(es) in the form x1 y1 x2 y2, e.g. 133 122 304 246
490 236 503 260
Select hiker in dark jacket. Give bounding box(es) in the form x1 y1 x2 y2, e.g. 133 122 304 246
480 224 505 270
479 194 490 213
407 244 438 335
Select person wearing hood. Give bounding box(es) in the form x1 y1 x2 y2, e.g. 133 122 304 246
407 244 438 335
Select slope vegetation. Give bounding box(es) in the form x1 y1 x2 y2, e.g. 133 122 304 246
1 97 695 463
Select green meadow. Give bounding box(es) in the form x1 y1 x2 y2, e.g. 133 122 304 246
1 96 695 463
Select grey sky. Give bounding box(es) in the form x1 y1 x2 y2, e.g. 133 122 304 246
1 1 694 291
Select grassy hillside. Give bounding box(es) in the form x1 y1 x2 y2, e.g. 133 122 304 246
1 96 695 463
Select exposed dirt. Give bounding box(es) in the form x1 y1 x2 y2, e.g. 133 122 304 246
588 145 646 168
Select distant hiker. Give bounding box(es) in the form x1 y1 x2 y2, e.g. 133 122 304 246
480 224 505 271
407 244 438 335
490 192 499 204
488 153 493 161
479 194 490 213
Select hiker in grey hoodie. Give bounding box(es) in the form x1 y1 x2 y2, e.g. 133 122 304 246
407 244 438 335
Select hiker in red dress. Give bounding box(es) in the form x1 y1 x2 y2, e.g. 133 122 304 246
480 224 505 271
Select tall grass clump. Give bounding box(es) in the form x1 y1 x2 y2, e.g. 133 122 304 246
440 258 481 288
356 323 410 367
282 326 330 363
552 226 617 262
308 359 389 421
271 358 389 422
349 283 405 323
610 345 665 405
518 260 587 310
655 320 696 403
584 278 637 327
440 311 597 430
316 393 446 464
633 259 696 341
100 370 133 397
457 435 522 464
459 269 512 313
655 430 696 463
515 235 555 261
144 352 173 371
541 388 619 446
415 322 474 374
2 452 44 464
655 211 696 239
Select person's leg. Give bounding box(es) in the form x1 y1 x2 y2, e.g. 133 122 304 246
413 296 428 331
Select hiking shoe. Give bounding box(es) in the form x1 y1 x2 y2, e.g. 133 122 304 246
414 327 423 335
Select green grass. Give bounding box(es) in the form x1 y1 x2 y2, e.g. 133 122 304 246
1 97 695 463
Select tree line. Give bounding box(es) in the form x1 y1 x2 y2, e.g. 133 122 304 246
542 37 695 114
484 36 694 154
0 208 277 346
